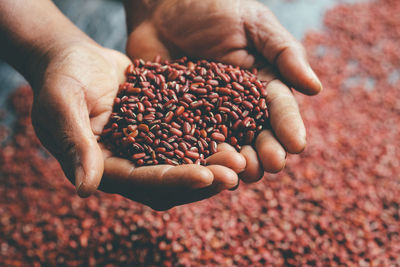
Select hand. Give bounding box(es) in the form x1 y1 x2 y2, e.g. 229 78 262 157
125 0 322 183
30 41 245 211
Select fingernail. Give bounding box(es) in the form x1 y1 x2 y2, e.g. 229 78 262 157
192 180 212 189
75 165 85 195
307 66 323 93
226 175 239 190
279 149 287 161
229 181 240 191
192 174 213 189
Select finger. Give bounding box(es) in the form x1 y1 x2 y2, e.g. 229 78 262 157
255 130 286 173
205 164 238 191
218 50 257 69
171 165 239 207
206 143 246 173
101 156 214 192
266 79 306 153
217 142 237 153
101 156 234 210
239 145 264 183
126 21 173 61
32 85 104 198
246 4 322 95
228 179 240 191
101 155 237 210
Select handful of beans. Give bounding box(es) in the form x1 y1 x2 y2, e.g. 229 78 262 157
101 57 269 166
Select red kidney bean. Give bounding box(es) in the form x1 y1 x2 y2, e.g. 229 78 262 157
190 101 203 108
200 129 207 138
197 141 204 153
161 141 174 151
218 107 230 113
156 147 166 153
137 102 145 113
242 101 254 110
232 82 244 92
211 132 226 142
136 159 144 166
170 128 183 137
220 125 228 138
163 99 175 109
138 124 149 132
128 124 137 132
132 153 146 159
170 122 180 129
183 122 191 135
174 149 185 159
183 157 194 164
126 86 142 94
179 142 188 151
184 135 197 143
144 114 155 121
144 136 153 144
164 111 174 123
136 113 143 122
185 150 200 160
216 87 231 95
164 151 175 157
167 136 176 143
165 158 179 165
175 106 185 116
210 141 218 154
207 79 219 86
189 147 199 153
102 57 270 166
258 98 266 109
9 5 400 264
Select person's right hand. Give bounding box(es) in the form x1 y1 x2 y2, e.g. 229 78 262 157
30 41 246 211
125 0 322 184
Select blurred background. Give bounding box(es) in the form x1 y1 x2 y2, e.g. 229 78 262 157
0 0 365 107
2 0 400 266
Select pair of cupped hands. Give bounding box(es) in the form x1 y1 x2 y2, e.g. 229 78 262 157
31 0 321 210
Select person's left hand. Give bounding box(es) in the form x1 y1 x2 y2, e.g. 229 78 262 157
30 41 245 211
124 0 322 183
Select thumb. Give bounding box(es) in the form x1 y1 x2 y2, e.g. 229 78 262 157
245 4 322 95
32 83 104 198
126 21 173 61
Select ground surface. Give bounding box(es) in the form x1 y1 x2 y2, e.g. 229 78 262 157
2 0 400 266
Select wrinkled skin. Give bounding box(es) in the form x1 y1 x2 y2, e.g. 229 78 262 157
125 0 322 184
31 42 246 211
30 0 321 211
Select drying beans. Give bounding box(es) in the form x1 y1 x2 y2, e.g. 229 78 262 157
102 57 269 166
3 1 400 265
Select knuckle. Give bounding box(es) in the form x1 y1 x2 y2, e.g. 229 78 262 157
261 150 286 174
287 137 307 154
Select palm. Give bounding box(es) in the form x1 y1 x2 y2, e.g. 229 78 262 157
31 43 130 184
125 0 317 185
32 43 245 210
127 0 263 68
55 47 127 136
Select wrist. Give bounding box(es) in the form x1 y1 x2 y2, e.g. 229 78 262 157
124 0 162 32
0 0 95 89
25 37 97 92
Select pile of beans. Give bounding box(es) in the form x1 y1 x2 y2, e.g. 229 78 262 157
2 0 400 266
102 58 269 166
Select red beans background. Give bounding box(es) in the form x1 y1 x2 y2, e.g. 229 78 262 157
101 58 269 166
1 0 400 265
